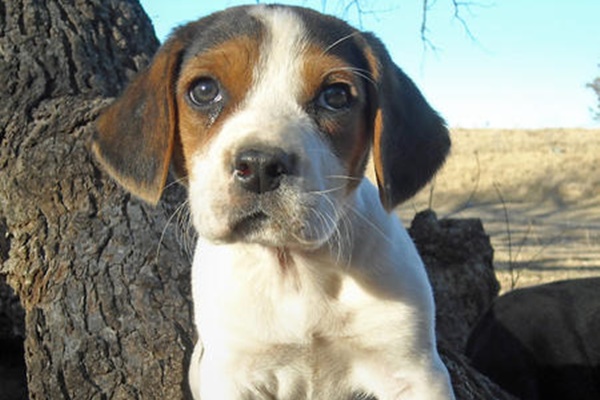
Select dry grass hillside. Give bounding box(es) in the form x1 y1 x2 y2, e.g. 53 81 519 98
385 128 600 293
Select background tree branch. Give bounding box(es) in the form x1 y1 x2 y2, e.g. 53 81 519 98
588 73 600 120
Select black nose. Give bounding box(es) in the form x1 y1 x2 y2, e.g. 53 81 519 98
233 148 295 194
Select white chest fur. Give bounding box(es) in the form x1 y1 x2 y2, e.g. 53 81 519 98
188 182 447 399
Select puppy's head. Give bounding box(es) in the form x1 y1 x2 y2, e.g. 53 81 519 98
93 5 449 248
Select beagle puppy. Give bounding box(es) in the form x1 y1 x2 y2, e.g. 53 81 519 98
93 5 454 400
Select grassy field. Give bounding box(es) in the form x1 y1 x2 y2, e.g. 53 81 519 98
385 128 600 293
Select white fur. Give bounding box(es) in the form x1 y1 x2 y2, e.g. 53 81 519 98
187 6 455 400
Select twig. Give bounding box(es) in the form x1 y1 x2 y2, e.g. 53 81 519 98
343 0 365 27
451 0 479 42
493 182 520 290
428 176 436 210
420 0 439 51
513 221 533 265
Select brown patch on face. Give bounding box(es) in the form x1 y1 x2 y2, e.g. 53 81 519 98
174 36 261 179
301 46 372 188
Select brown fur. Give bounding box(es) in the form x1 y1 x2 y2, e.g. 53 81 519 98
93 38 185 204
301 48 372 188
175 37 261 179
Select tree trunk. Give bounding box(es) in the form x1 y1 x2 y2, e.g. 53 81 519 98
0 0 194 398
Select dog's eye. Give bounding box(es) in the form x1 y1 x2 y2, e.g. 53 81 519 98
318 83 353 111
188 77 221 106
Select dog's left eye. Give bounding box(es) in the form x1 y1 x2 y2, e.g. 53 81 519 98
318 83 353 111
188 77 222 106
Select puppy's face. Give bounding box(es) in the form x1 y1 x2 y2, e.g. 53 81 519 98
93 5 450 249
177 8 373 248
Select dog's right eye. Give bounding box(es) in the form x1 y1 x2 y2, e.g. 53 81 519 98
188 77 222 106
317 83 354 111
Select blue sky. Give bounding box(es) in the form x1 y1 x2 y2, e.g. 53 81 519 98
139 0 600 129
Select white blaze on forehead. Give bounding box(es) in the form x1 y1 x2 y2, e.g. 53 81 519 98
247 7 308 111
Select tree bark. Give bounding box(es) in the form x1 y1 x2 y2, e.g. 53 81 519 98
0 1 194 398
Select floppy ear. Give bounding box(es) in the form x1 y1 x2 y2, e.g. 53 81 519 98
362 33 450 211
92 37 185 205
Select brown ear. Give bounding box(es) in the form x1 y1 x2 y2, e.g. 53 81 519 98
362 33 450 211
92 38 185 204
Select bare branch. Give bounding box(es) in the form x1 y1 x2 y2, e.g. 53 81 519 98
420 0 491 51
343 0 366 27
451 0 480 42
294 0 482 50
338 0 400 29
420 0 439 51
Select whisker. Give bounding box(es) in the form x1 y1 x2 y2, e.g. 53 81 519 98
164 175 189 191
325 175 363 182
177 204 196 262
322 31 362 55
335 213 353 269
329 199 352 266
345 203 394 246
308 184 347 195
310 192 353 266
322 66 376 86
155 199 193 263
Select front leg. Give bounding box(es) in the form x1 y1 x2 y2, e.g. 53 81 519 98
189 346 250 400
190 345 284 400
354 354 455 400
397 358 455 400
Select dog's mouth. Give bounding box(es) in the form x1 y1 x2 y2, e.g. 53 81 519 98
230 210 270 239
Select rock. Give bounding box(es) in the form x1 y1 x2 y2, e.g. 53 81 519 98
440 346 518 400
408 210 515 399
409 210 500 353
